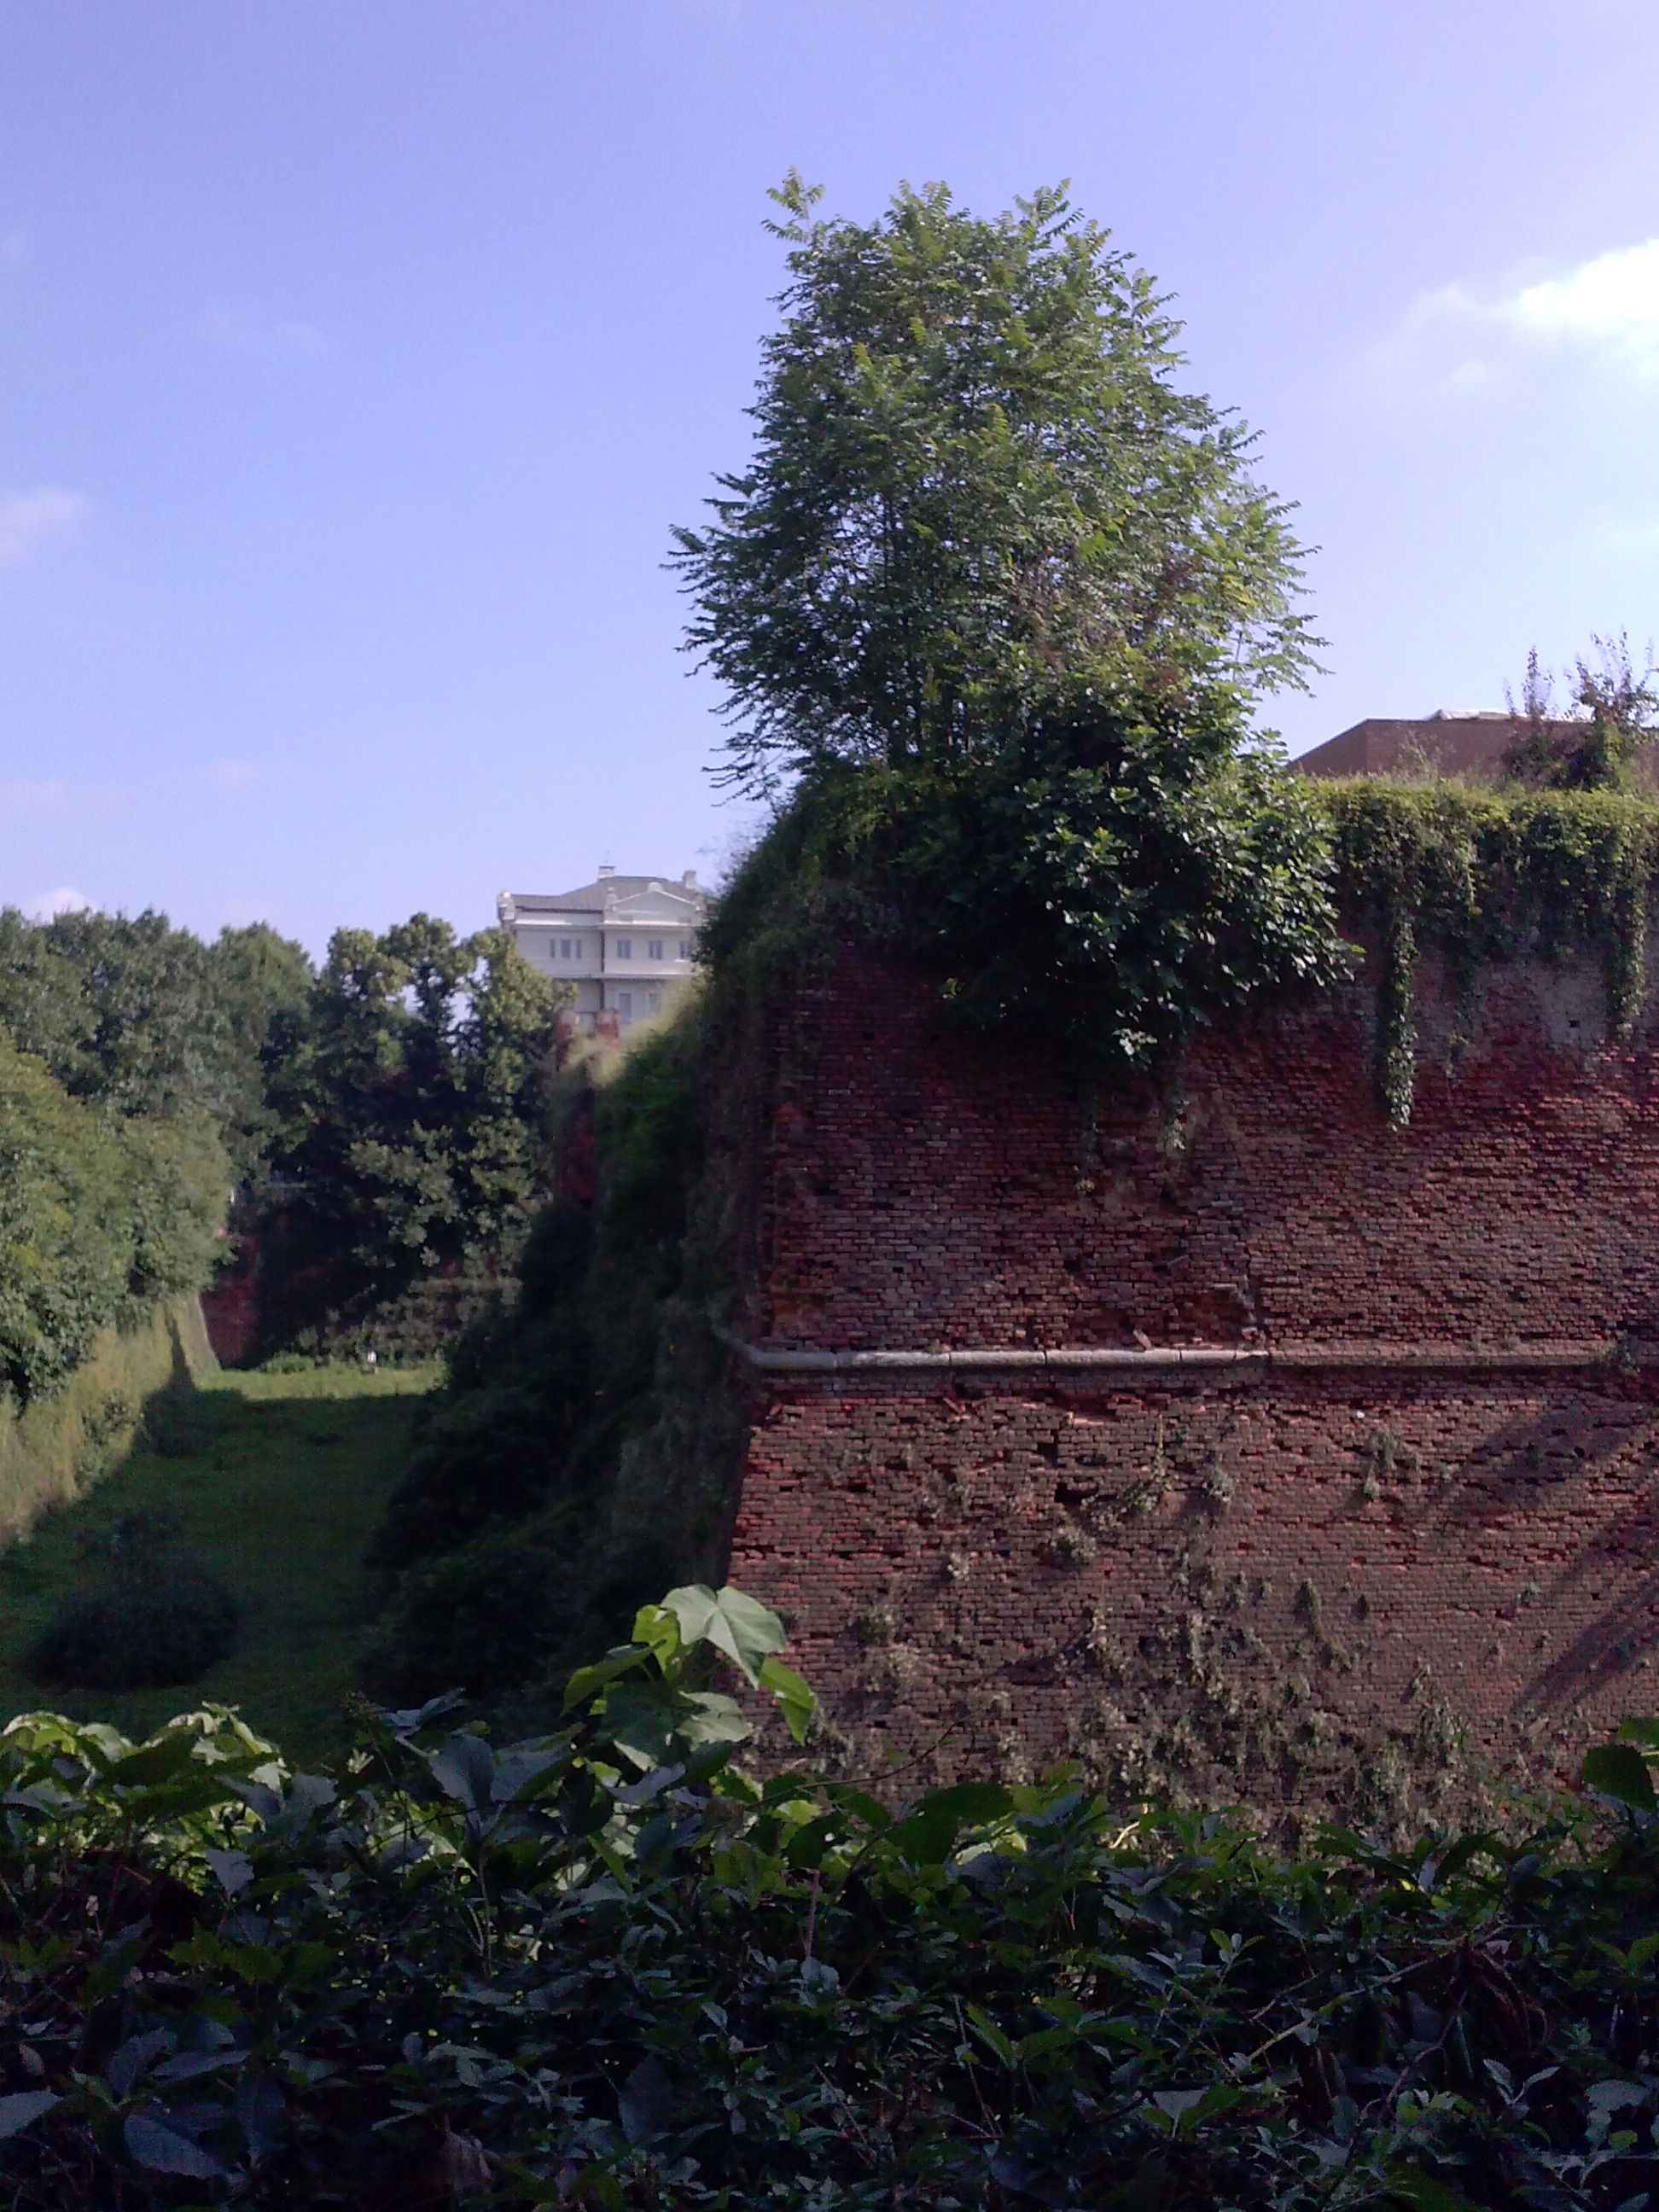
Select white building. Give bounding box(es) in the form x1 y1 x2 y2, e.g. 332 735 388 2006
497 867 708 1033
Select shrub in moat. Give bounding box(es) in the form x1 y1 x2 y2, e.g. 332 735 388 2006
25 1510 240 1691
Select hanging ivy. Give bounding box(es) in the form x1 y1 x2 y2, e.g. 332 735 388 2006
1319 782 1659 1123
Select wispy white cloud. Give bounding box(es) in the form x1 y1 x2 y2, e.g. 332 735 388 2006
1382 237 1659 394
0 487 87 567
193 300 329 363
1588 513 1659 554
26 887 93 921
1497 239 1659 376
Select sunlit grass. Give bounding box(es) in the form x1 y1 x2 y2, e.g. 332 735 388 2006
0 1365 440 1762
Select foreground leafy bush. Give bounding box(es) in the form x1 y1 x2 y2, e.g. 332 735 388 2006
3 1591 1659 2209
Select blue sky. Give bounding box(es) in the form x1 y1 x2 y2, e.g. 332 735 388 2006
3 1 1658 952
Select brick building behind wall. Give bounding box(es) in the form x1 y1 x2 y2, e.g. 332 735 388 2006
713 940 1659 1826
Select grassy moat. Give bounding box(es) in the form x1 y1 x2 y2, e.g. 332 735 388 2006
0 1365 438 1763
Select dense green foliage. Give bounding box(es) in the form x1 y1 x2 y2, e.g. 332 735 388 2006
674 178 1318 796
259 917 566 1347
673 179 1349 1067
1323 781 1659 1122
0 1030 227 1405
706 717 1349 1066
0 901 568 1364
0 909 311 1181
3 1591 1659 2209
0 906 287 1397
363 1027 707 1706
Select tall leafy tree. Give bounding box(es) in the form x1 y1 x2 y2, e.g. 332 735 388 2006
272 919 565 1307
680 179 1348 1067
674 177 1318 797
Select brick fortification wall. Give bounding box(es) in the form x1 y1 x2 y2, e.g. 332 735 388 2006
721 941 1659 1829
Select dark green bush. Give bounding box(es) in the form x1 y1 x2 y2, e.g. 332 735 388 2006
365 1384 570 1575
358 1043 715 1714
26 1511 239 1690
360 1504 675 1704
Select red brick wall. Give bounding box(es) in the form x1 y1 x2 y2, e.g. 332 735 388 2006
724 944 1659 1825
200 1235 261 1366
752 945 1659 1353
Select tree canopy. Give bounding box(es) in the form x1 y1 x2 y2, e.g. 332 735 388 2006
0 909 312 1180
0 903 567 1370
675 177 1319 799
683 179 1348 1068
268 917 566 1324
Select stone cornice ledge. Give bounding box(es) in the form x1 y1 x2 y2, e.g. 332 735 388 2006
709 1325 1640 1377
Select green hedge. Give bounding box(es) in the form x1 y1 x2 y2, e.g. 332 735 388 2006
0 1032 227 1409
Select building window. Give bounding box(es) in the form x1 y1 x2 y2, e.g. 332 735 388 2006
558 937 572 959
614 939 632 959
647 939 663 962
617 992 632 1021
678 940 693 960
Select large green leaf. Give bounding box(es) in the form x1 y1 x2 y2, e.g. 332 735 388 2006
759 1655 818 1743
676 1691 754 1750
598 1684 681 1773
1582 1742 1656 1812
662 1584 787 1686
889 1782 1015 1863
563 1647 649 1713
0 2092 59 2141
125 2111 226 2180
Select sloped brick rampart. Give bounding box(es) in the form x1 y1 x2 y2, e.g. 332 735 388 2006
723 944 1659 1819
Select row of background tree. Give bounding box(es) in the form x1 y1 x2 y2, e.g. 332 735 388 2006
0 905 564 1393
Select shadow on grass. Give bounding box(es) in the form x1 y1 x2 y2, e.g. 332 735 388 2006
0 1365 439 1764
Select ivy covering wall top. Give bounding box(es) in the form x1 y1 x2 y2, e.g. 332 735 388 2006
1319 779 1659 1123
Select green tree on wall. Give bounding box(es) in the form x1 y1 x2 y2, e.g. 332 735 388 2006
679 178 1349 1065
674 176 1319 796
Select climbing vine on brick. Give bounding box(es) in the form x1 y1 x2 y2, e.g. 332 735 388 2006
1321 782 1659 1122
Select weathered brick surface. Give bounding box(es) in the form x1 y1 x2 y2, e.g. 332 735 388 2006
751 946 1659 1353
724 944 1659 1819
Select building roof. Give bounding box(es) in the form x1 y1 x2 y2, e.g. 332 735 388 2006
498 871 708 924
1295 714 1534 780
1295 713 1659 790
